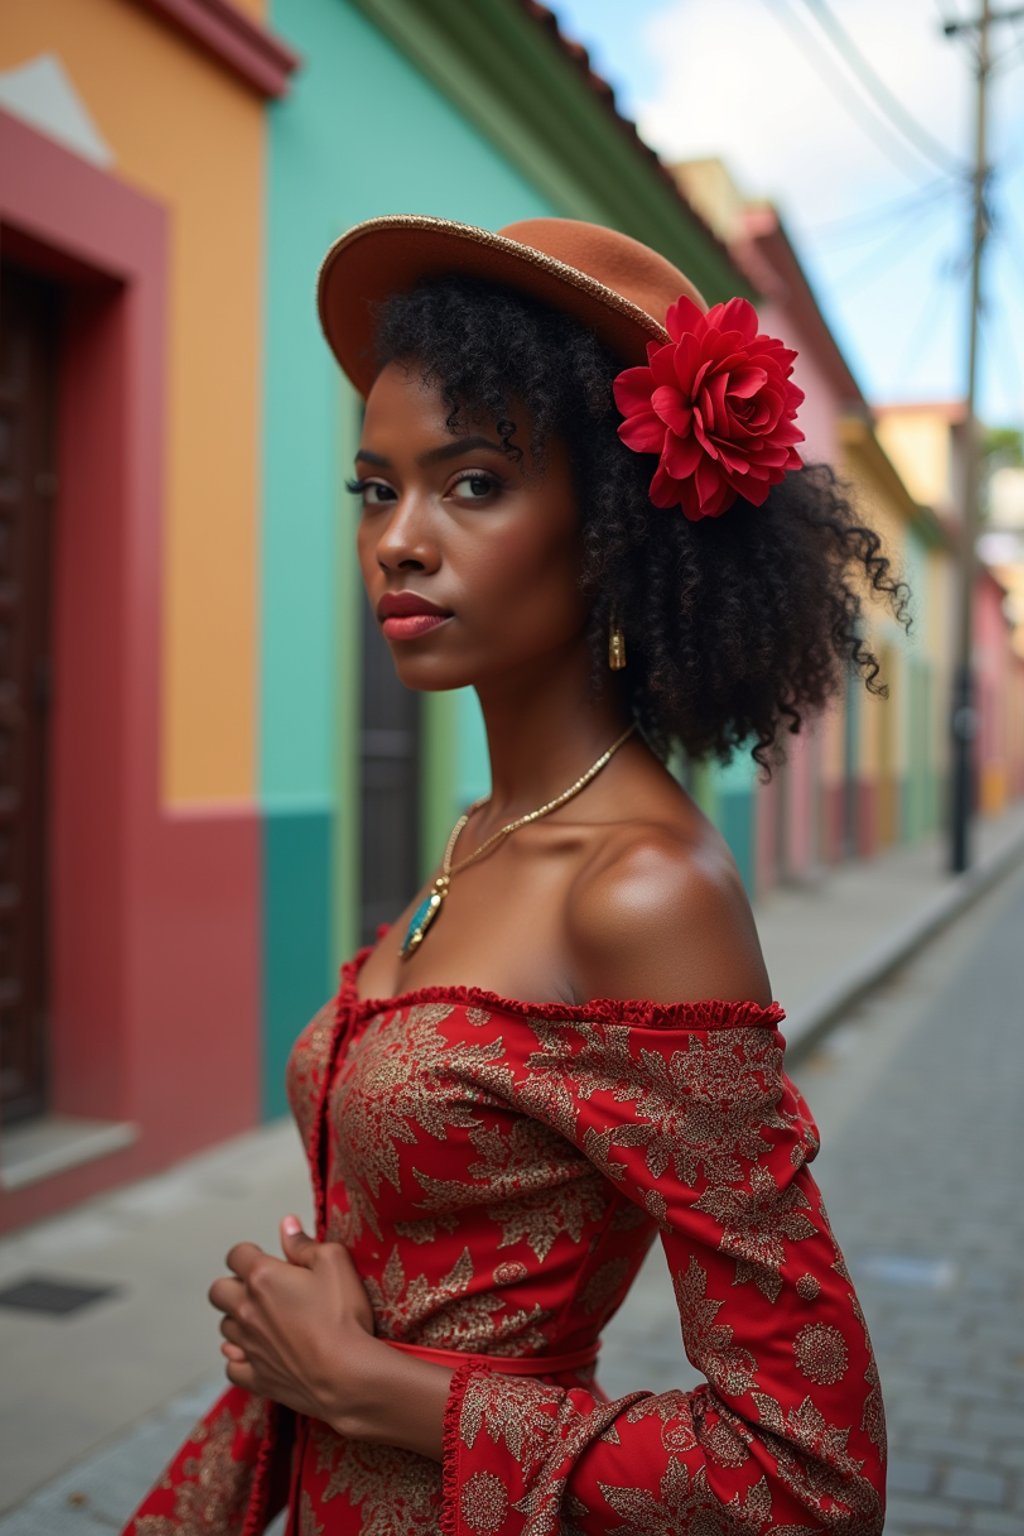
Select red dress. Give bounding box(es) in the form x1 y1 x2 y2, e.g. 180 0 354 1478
122 933 886 1534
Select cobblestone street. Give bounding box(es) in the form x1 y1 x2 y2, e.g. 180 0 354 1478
602 856 1024 1533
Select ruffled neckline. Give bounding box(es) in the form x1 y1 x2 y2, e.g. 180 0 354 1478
336 934 786 1031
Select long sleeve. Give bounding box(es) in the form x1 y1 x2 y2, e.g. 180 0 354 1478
440 1010 886 1535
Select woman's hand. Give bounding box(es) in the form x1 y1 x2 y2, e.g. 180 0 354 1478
208 1216 381 1431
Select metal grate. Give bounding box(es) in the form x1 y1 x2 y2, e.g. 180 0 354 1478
0 1274 121 1315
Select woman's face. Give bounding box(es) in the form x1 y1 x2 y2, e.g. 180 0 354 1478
353 359 589 693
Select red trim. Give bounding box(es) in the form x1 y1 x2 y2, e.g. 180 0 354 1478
133 0 301 99
386 1338 601 1375
338 940 787 1029
0 108 260 1232
440 1359 486 1536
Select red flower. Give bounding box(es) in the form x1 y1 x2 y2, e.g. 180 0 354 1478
612 296 805 521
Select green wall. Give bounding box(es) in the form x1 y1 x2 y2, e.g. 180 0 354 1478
260 0 559 1105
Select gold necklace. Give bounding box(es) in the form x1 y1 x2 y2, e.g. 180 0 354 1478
399 721 637 959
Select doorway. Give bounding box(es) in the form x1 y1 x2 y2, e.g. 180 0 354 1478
358 600 423 944
0 262 60 1124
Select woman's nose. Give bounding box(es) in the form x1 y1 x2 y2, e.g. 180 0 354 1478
374 492 441 573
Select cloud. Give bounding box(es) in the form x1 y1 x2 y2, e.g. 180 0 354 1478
634 0 971 224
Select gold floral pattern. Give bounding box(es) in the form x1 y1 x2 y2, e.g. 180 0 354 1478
413 1115 609 1262
597 1460 773 1536
694 1164 819 1303
364 1243 549 1354
123 974 884 1536
461 1470 510 1533
308 1421 441 1532
330 1004 517 1240
673 1255 758 1396
793 1323 849 1386
298 1490 324 1536
133 1391 269 1535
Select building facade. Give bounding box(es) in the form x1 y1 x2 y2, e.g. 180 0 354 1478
0 0 746 1229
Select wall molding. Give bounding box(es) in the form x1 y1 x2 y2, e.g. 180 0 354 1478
134 0 300 99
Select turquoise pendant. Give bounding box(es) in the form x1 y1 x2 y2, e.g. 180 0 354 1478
400 877 449 959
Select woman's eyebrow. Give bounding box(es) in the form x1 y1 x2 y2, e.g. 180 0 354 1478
354 436 505 470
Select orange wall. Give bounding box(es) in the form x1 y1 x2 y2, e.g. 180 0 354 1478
1 0 264 802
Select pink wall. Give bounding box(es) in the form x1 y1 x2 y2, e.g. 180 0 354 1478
0 111 261 1233
742 216 862 892
759 302 841 468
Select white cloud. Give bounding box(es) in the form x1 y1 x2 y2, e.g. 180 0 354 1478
635 0 971 224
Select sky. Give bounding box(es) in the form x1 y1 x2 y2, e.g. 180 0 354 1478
547 0 1024 431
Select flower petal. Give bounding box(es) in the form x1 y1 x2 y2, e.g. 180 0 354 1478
726 364 768 400
612 364 656 416
665 294 705 342
617 409 667 455
712 296 759 342
662 430 703 479
651 385 693 438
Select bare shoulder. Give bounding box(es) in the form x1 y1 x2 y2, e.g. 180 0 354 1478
565 820 773 1007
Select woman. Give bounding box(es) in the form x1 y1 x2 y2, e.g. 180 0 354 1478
123 216 903 1535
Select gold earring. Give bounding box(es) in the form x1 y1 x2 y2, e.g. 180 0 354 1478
608 613 626 670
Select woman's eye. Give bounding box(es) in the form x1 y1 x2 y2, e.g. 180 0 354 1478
450 472 499 502
345 477 394 506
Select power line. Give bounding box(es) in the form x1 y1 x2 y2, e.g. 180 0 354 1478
805 178 960 245
934 0 984 62
891 251 960 392
802 0 970 180
829 186 958 292
764 0 960 187
991 196 1024 291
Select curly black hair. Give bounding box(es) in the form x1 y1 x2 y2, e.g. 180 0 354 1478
371 274 913 781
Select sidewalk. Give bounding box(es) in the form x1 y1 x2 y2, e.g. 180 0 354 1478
755 794 1024 1054
2 796 1024 1533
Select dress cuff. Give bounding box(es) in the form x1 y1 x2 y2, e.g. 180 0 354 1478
440 1359 494 1536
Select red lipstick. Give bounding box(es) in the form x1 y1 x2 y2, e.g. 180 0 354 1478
377 591 453 641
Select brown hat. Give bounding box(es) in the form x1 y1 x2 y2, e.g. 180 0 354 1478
316 213 708 397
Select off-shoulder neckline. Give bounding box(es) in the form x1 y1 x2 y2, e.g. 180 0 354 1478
337 936 786 1031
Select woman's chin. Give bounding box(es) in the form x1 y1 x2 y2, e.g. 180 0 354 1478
388 656 478 693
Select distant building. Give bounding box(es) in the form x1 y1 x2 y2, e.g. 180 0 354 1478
671 160 957 885
877 403 1024 816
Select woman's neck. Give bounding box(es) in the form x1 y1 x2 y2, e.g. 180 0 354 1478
472 643 633 827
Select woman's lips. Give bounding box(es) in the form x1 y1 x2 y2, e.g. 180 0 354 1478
381 613 452 640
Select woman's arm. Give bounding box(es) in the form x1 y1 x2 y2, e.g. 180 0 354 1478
429 843 886 1534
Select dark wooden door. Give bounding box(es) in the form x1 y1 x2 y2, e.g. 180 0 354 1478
358 598 422 945
0 263 60 1124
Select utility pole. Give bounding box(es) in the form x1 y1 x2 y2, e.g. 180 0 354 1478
942 3 1024 872
942 3 982 872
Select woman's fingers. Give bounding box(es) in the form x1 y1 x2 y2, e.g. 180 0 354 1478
225 1240 266 1278
207 1274 245 1314
219 1313 244 1344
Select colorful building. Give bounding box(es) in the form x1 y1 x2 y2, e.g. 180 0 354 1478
877 403 1024 822
0 0 748 1230
670 160 957 891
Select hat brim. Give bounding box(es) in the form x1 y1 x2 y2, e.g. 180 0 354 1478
317 214 671 397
